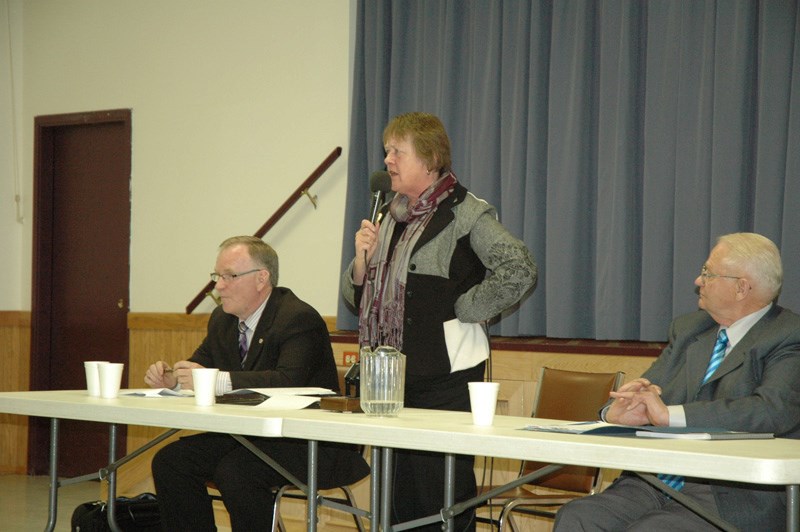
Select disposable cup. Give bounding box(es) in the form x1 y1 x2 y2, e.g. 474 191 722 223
84 361 109 397
192 368 219 406
468 381 500 426
98 362 124 399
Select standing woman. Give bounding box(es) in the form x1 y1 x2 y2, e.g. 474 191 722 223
342 112 537 530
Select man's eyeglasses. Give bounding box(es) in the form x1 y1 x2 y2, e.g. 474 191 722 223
210 269 263 283
699 265 740 283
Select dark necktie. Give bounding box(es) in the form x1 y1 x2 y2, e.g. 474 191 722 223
658 329 729 491
238 321 248 367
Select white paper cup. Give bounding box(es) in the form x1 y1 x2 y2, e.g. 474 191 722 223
192 368 219 406
97 362 124 399
84 361 109 397
468 381 500 426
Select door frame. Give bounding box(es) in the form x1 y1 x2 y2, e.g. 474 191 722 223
29 109 132 473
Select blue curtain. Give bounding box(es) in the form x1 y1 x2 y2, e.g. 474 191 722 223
337 0 800 342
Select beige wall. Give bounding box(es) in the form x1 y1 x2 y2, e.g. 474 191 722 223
0 1 23 310
0 0 355 316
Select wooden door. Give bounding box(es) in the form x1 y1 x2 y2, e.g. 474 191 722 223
29 110 131 476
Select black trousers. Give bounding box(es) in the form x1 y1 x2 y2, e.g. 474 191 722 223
152 432 368 532
391 362 485 532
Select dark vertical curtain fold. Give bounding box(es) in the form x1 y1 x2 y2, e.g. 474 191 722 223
338 0 800 342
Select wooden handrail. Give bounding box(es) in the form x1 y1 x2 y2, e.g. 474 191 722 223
185 146 343 314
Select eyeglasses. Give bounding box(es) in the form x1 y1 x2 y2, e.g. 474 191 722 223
210 269 262 283
699 265 740 283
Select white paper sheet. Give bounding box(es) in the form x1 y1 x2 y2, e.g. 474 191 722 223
253 394 322 410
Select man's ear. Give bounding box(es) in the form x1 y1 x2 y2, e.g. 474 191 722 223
735 278 751 300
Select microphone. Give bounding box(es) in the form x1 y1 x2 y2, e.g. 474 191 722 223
368 170 392 224
363 170 391 361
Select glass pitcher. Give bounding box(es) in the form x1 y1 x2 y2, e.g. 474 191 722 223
360 345 406 417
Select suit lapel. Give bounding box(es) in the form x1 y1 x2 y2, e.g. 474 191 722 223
705 307 777 385
240 289 280 370
687 328 717 398
218 311 244 370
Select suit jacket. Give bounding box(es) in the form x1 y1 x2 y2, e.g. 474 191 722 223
642 305 800 530
190 286 339 392
189 287 368 487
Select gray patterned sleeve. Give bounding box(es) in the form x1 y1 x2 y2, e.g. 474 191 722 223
454 212 537 323
341 258 357 307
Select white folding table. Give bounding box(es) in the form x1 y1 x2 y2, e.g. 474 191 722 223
3 390 800 531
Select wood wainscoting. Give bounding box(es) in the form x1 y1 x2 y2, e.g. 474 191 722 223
0 311 31 474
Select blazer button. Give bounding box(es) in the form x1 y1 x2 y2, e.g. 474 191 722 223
409 264 416 271
406 290 413 298
406 317 413 325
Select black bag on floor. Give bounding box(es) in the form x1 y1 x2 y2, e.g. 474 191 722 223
71 492 160 531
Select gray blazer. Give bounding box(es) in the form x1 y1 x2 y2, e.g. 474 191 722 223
342 183 537 376
642 306 800 530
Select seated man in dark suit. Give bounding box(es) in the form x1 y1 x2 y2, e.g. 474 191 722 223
144 236 368 531
555 232 800 531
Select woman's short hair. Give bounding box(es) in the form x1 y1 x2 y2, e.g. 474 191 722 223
383 112 452 174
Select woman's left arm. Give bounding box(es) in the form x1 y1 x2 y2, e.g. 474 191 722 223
455 212 537 322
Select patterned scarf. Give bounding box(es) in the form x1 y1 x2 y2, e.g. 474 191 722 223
359 172 458 349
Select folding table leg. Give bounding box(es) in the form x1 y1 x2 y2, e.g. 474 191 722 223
306 440 318 532
370 446 382 529
45 418 59 532
788 485 799 532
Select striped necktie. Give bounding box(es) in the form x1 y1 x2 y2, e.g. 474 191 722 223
238 321 249 367
702 329 729 385
658 329 729 491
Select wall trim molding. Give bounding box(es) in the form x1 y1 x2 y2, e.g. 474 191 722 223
330 329 665 358
0 311 31 327
128 312 211 330
4 311 663 357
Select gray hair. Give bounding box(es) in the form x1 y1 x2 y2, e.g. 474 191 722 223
219 236 279 287
717 232 782 302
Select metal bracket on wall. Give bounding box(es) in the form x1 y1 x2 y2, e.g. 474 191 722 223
185 146 342 313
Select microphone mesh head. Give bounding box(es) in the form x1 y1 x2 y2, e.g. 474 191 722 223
369 170 392 193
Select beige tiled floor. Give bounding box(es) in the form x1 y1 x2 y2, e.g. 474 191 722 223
0 474 517 531
0 474 105 531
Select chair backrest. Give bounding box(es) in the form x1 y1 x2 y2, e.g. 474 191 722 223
524 367 625 493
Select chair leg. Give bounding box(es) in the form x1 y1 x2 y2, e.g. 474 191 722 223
340 485 365 532
272 484 363 532
498 504 517 532
272 485 289 532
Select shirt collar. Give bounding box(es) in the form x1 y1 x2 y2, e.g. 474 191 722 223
721 303 772 352
241 294 269 333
